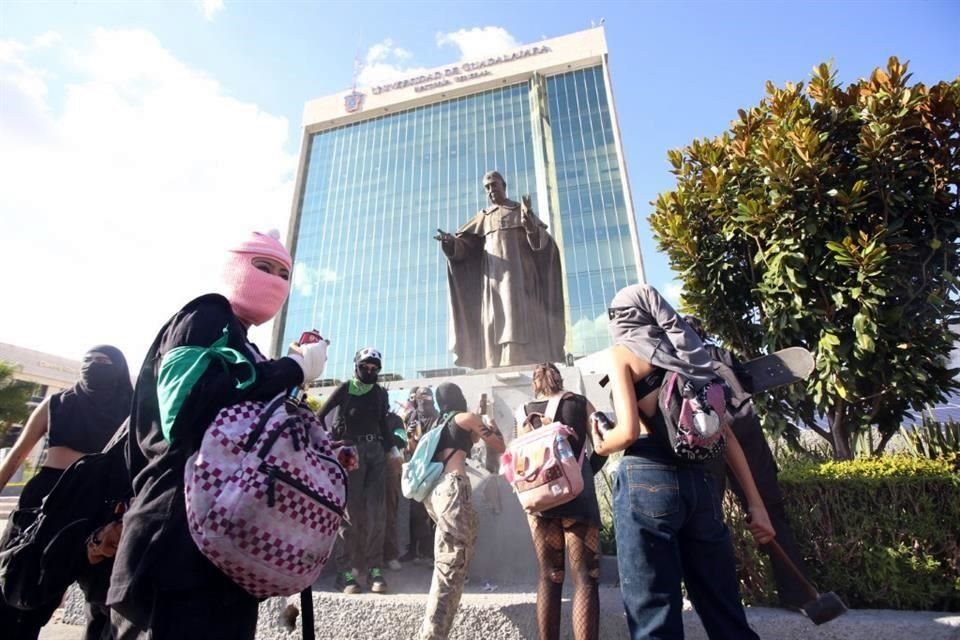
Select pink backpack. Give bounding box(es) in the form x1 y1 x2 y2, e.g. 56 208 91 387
184 394 347 598
500 393 585 513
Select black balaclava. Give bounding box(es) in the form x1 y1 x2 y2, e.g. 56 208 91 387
51 345 133 451
79 345 130 396
416 389 438 418
435 382 468 414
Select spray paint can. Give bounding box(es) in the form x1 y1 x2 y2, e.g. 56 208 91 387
285 330 326 411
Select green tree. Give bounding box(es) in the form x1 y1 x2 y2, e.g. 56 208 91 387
650 58 960 459
0 361 34 443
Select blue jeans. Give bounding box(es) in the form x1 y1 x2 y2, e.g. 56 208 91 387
613 436 758 640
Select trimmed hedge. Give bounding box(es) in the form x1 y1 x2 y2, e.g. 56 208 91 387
726 455 960 611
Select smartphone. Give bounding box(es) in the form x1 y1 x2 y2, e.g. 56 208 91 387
478 393 488 415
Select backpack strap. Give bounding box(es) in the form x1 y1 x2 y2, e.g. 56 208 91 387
544 391 587 465
544 392 572 426
300 586 315 640
432 411 461 466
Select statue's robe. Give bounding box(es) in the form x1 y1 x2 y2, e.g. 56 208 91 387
444 199 565 369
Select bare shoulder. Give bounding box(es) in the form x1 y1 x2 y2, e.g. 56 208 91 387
454 411 482 430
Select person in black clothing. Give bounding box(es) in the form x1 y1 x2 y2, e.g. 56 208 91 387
400 387 437 565
317 347 397 595
0 346 131 640
683 315 814 610
107 230 328 640
516 363 606 640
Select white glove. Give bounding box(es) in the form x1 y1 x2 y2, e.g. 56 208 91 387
287 339 328 382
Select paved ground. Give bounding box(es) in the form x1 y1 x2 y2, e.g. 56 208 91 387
42 563 960 640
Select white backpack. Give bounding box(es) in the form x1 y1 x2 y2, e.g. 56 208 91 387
184 394 347 598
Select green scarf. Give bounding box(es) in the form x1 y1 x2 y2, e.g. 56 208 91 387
348 378 374 396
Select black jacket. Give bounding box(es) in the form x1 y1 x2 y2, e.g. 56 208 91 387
107 294 302 617
317 382 392 451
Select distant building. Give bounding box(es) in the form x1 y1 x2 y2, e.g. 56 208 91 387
277 27 644 380
0 342 79 406
0 343 80 465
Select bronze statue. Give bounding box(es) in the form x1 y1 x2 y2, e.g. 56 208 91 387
435 170 565 369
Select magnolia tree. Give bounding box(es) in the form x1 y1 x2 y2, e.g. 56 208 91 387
650 58 960 459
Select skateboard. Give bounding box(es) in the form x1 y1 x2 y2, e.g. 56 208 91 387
738 347 815 394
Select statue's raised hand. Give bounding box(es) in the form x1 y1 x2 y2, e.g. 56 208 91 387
434 228 455 244
520 195 538 233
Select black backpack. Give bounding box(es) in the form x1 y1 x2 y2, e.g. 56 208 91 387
0 428 130 610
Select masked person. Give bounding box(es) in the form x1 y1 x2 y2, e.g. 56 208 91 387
399 387 438 565
106 230 329 640
417 383 505 640
593 284 775 640
317 348 398 594
0 346 132 640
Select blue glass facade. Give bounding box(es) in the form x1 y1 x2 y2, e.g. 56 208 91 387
283 65 640 379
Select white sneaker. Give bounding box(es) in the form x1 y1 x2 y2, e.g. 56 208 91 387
386 559 403 571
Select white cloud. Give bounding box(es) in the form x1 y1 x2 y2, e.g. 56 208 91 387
569 311 609 356
0 29 295 363
356 38 430 88
356 26 520 88
198 0 224 21
436 27 520 61
293 263 338 296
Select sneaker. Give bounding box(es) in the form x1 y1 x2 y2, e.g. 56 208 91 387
368 568 388 594
335 571 362 594
386 558 403 571
398 550 417 563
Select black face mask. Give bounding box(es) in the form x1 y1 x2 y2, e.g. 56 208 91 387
356 368 379 385
80 361 121 393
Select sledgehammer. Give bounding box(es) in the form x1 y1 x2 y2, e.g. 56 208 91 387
764 539 847 625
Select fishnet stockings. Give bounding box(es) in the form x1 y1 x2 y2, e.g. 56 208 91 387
527 516 600 640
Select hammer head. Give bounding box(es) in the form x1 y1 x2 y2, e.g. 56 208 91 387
801 591 848 625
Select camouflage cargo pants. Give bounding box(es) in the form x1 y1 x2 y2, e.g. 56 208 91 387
418 472 479 640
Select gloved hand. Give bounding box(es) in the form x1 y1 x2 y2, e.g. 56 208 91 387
287 339 328 382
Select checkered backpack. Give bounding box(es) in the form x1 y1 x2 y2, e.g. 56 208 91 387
184 394 347 598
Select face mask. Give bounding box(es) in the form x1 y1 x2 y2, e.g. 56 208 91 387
222 254 290 326
356 368 379 385
80 361 120 393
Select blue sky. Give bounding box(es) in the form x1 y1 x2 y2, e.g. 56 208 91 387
1 0 957 361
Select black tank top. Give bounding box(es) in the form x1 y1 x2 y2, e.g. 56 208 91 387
46 392 117 453
432 412 472 461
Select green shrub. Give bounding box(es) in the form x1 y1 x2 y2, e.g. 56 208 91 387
727 456 960 611
902 418 960 460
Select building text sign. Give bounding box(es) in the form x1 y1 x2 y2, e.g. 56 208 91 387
371 45 551 96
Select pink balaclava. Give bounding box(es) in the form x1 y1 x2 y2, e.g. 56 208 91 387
222 230 292 326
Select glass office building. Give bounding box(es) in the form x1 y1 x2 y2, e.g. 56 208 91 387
279 28 644 380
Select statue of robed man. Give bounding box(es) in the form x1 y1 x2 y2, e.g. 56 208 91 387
435 170 566 369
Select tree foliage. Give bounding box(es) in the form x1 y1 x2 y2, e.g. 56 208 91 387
0 361 34 443
650 58 960 459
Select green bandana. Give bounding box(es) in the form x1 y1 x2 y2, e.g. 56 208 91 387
348 378 374 396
